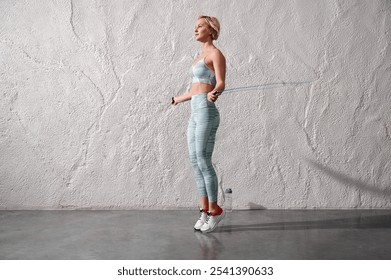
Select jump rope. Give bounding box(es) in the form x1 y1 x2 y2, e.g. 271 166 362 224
170 79 316 205
214 80 314 94
170 80 314 105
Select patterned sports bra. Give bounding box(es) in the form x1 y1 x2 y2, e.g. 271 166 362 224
191 57 216 86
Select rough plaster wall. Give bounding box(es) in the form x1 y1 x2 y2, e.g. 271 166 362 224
1 0 390 210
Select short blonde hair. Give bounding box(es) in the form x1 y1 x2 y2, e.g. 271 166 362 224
198 15 220 40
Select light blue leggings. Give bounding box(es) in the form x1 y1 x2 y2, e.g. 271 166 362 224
187 93 220 202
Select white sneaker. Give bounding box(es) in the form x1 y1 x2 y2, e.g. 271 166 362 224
194 209 208 231
200 209 226 233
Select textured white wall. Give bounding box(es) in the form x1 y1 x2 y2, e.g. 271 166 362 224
1 0 390 210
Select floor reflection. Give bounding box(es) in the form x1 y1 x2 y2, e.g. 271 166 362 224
194 231 224 259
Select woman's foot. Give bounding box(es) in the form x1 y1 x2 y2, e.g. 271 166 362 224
200 206 225 233
194 208 208 231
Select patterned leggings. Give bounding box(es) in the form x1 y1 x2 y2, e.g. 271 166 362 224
187 93 220 202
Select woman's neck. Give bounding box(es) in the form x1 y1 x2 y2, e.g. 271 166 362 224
200 41 216 53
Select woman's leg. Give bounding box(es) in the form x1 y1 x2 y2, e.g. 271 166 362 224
209 202 220 214
187 114 208 201
189 113 211 231
200 197 209 210
195 106 220 207
206 118 221 213
190 97 224 233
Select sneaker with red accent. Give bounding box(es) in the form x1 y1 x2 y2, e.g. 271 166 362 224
194 208 208 231
200 207 225 233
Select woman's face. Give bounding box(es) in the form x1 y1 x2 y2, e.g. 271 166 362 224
194 18 211 42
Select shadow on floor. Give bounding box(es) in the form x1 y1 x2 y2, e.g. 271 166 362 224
214 214 391 233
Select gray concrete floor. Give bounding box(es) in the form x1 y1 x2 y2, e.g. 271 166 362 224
1 210 391 260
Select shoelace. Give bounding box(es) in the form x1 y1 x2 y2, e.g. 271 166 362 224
198 209 206 221
204 212 212 224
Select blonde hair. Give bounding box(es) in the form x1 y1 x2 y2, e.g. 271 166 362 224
198 15 220 40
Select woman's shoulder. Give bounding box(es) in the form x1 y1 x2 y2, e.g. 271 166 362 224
210 48 225 60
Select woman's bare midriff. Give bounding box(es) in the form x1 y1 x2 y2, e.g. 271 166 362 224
190 83 215 96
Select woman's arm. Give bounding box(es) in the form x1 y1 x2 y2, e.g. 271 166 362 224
208 50 226 102
172 91 192 105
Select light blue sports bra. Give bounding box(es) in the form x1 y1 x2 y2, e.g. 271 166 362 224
191 57 216 86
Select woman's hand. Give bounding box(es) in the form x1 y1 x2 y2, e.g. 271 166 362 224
171 97 178 106
207 90 222 102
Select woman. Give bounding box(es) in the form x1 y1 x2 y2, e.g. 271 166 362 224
171 15 226 233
